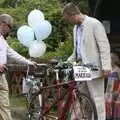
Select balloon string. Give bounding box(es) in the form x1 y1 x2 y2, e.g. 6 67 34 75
34 32 37 40
26 57 32 77
26 63 29 78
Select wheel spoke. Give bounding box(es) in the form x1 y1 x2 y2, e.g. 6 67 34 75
66 92 98 120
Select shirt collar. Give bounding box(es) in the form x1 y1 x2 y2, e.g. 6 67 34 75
0 33 5 40
77 15 88 27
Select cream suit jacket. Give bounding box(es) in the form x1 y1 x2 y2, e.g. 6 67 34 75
68 15 112 76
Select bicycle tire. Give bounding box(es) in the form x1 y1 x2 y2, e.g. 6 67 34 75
66 90 98 120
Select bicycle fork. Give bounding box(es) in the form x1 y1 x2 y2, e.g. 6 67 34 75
55 69 69 120
55 69 62 118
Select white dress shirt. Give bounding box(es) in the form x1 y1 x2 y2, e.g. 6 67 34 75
0 34 33 65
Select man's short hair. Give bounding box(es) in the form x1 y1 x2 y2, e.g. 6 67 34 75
62 2 80 16
0 14 13 28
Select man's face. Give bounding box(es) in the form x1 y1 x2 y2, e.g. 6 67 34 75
0 22 11 37
63 13 79 24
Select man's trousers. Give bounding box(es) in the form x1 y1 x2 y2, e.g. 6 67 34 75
78 77 105 120
0 74 12 120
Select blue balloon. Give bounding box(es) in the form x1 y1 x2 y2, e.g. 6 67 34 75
17 25 34 47
33 20 52 41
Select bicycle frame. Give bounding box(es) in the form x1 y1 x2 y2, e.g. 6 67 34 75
25 62 99 120
35 69 78 120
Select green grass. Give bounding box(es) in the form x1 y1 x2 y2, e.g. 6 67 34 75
10 94 27 108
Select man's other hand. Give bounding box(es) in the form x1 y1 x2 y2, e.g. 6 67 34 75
102 69 111 77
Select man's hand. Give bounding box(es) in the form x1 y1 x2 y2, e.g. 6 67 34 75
0 64 4 72
0 64 7 73
31 61 38 68
102 69 111 77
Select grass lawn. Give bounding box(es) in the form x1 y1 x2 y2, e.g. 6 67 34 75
10 94 27 108
10 94 27 120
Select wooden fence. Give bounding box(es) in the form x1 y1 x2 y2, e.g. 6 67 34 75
6 64 48 94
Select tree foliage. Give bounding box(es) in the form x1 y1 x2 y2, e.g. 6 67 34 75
0 0 88 60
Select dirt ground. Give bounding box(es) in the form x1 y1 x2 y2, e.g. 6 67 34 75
11 107 27 120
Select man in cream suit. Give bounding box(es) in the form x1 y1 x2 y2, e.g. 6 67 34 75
62 3 112 120
0 14 36 120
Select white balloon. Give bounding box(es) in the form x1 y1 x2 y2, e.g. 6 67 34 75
33 20 52 41
28 9 45 27
29 41 46 58
17 25 34 47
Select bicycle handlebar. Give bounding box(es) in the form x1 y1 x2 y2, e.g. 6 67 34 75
53 62 100 71
54 62 72 69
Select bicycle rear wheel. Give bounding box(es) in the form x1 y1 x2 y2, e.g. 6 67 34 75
66 90 98 120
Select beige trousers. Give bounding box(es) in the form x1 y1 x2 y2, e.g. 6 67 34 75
0 74 12 120
78 78 105 120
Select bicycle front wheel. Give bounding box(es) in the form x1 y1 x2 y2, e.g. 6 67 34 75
66 90 98 120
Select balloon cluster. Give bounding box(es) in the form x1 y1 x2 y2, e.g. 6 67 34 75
17 9 52 58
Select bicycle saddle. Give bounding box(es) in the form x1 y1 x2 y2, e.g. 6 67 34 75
49 58 58 65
